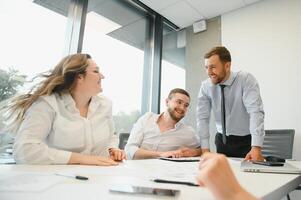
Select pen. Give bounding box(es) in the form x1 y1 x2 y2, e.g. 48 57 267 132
55 173 89 180
152 179 199 186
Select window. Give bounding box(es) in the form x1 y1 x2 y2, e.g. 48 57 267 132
0 0 69 92
82 0 150 133
0 0 69 147
160 25 186 112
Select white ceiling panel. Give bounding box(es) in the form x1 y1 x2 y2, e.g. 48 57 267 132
139 0 264 28
186 0 245 19
243 0 261 5
159 1 204 28
139 0 181 11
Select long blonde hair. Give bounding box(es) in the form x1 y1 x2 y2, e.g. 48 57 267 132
1 53 91 135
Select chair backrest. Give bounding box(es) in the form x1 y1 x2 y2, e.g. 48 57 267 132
262 129 295 159
118 133 130 150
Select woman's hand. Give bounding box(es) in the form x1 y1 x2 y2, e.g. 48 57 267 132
109 148 126 161
69 153 118 166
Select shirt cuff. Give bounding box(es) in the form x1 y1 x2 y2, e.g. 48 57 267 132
108 135 119 149
125 146 139 160
200 139 210 149
108 144 119 150
50 149 72 164
251 135 264 147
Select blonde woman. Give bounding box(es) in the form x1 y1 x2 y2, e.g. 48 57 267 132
2 53 125 165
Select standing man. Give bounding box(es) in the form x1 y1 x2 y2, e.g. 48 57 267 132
197 46 264 161
125 88 201 159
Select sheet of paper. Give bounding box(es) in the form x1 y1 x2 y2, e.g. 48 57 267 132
159 157 200 162
57 159 200 184
0 173 65 192
150 161 199 184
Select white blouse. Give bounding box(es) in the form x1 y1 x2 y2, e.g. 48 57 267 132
13 93 118 164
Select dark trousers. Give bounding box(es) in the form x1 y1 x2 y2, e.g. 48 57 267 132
215 133 251 158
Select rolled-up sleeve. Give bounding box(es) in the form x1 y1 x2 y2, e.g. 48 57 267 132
13 99 71 164
124 114 148 159
242 74 265 147
196 83 212 149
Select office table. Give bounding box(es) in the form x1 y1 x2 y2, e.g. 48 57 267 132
0 159 300 200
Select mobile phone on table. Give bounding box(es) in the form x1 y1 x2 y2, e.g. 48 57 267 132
252 161 284 166
109 184 180 196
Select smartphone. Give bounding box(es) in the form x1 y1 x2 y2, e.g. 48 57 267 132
252 161 284 166
109 184 180 196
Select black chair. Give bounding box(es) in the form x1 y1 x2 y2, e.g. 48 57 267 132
262 129 295 200
262 129 295 159
118 133 130 150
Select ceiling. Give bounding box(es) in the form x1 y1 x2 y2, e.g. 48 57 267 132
139 0 263 28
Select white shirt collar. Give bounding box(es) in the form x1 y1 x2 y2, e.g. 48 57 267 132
58 93 103 115
155 112 184 129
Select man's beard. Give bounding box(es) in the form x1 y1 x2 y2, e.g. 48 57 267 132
210 68 227 85
167 107 184 122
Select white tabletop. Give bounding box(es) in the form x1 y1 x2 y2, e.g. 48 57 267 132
0 159 300 200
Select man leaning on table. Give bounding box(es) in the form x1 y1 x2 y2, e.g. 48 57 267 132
125 88 202 159
197 46 265 161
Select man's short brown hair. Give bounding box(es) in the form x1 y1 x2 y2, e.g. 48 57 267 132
168 88 190 99
204 46 231 63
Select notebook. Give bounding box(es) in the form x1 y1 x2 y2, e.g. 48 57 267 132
240 161 301 174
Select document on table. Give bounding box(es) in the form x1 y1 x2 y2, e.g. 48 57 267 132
151 161 200 185
0 173 65 192
159 157 200 162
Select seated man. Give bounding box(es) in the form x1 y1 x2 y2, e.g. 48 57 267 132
125 88 201 159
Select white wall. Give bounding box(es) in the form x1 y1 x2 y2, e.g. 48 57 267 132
185 17 221 152
221 0 301 160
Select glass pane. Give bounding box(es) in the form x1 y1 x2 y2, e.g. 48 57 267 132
0 0 69 151
83 0 149 134
160 25 186 112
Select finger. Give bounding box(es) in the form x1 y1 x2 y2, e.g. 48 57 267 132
199 158 211 170
199 153 218 169
118 151 122 161
114 153 119 161
200 152 216 160
196 177 205 187
111 150 117 160
244 154 251 161
114 152 121 161
122 151 127 160
196 171 207 187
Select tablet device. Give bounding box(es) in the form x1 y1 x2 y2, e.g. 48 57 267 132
252 161 284 166
109 184 179 196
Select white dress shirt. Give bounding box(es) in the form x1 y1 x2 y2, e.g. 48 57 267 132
13 93 118 164
125 112 200 159
197 71 265 148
